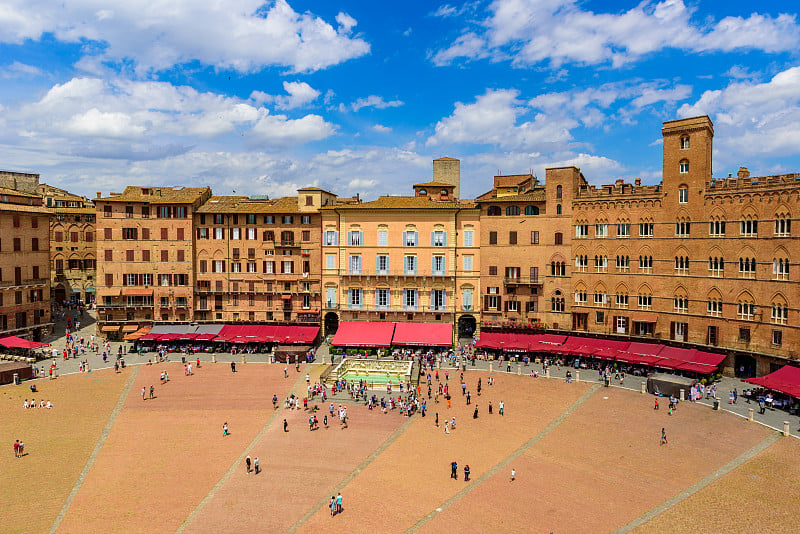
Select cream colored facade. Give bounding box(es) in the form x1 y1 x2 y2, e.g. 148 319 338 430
320 179 480 341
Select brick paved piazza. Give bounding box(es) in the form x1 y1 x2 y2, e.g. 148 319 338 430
3 363 798 534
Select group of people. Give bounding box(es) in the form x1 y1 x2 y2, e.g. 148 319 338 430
22 398 53 409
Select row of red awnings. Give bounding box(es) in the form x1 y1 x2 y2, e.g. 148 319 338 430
476 333 725 375
744 365 800 399
331 321 453 348
138 325 319 344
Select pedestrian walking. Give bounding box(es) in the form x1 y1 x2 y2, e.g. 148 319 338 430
499 400 504 416
654 398 659 410
510 468 516 481
435 412 439 427
473 406 478 419
330 496 336 516
245 455 252 473
149 385 154 399
464 464 470 481
450 460 458 479
661 427 668 445
141 387 146 401
336 492 343 514
13 439 20 458
283 419 288 432
254 456 260 474
466 391 471 405
230 361 236 373
223 422 229 436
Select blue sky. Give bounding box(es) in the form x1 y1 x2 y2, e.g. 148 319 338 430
0 0 799 200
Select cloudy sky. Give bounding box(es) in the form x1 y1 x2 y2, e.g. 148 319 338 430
0 0 799 199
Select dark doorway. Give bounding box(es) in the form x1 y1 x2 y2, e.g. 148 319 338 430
458 314 476 338
324 312 339 337
734 354 757 378
54 286 66 304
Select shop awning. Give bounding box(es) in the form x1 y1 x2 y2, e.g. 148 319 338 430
194 334 217 341
101 325 120 332
687 350 726 367
124 327 151 341
743 365 800 399
139 333 162 341
652 358 683 370
0 336 49 349
175 333 199 341
123 288 154 296
158 333 182 341
626 342 665 357
675 361 717 375
392 322 452 347
632 314 658 323
615 352 663 366
332 321 396 347
121 325 140 332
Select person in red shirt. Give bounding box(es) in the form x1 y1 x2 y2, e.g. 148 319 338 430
13 439 20 458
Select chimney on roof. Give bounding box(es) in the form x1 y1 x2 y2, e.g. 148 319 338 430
634 178 641 187
96 192 101 198
728 172 733 178
737 167 750 180
615 178 624 187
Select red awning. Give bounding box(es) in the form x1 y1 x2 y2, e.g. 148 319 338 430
615 352 662 366
214 324 319 344
743 365 800 399
331 321 396 347
139 333 162 341
175 333 199 341
652 358 683 370
675 361 717 374
392 322 452 347
0 336 49 349
194 334 217 341
158 333 181 341
626 342 665 357
687 350 726 366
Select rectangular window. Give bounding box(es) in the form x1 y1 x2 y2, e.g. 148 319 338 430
772 330 783 346
105 274 114 286
282 215 293 224
463 255 473 271
463 230 474 247
247 262 256 273
31 238 38 251
615 294 629 307
432 230 446 247
326 254 335 270
281 260 294 274
530 231 539 244
55 231 63 242
637 295 652 308
462 289 472 311
324 231 338 246
404 256 417 275
348 230 363 246
489 231 497 245
508 231 517 245
432 255 445 275
264 261 274 274
489 266 497 276
378 230 388 247
231 228 241 240
126 250 134 262
231 262 241 273
103 228 112 239
104 205 112 218
214 260 225 273
348 288 362 310
199 260 207 273
739 327 750 342
161 250 168 262
142 250 150 262
301 215 311 224
377 255 389 275
575 224 589 238
104 250 112 261
349 255 362 275
403 231 418 247
376 288 390 309
639 222 654 237
616 223 630 237
431 289 446 311
122 228 137 240
214 214 224 225
160 228 168 240
403 289 418 310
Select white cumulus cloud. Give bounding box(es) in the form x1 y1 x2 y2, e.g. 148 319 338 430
251 81 321 110
433 0 800 68
0 0 370 74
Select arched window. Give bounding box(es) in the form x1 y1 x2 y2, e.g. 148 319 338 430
556 204 562 215
524 205 539 215
556 185 562 199
487 206 501 216
678 186 688 203
680 136 690 149
418 189 427 195
506 205 520 216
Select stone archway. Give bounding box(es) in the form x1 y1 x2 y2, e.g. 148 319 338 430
324 312 339 337
734 354 757 378
53 284 66 305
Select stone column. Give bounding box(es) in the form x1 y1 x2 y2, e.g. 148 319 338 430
12 373 18 385
641 381 646 394
489 362 493 373
241 355 246 364
212 354 216 364
679 389 685 401
784 421 791 437
748 408 754 422
575 370 580 382
545 368 550 378
517 364 521 375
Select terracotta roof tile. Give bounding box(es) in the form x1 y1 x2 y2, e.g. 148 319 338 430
476 190 546 202
413 181 456 188
0 187 41 198
102 186 210 204
196 195 304 214
323 196 474 210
